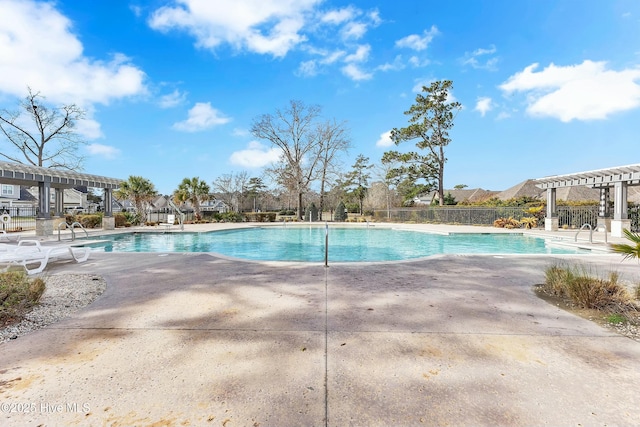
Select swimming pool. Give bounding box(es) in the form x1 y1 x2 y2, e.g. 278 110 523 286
84 227 588 262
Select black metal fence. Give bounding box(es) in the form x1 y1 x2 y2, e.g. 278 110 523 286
2 204 637 232
0 206 37 232
629 206 640 232
373 205 602 229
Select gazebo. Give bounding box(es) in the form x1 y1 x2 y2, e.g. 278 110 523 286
0 161 123 236
535 164 640 237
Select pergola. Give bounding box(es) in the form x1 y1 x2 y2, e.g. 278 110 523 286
535 164 640 237
0 160 123 235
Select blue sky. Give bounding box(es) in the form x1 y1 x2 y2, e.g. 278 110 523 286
1 0 639 195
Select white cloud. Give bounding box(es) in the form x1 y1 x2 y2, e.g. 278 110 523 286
149 0 321 58
344 44 370 63
232 127 250 137
0 2 146 104
412 78 433 93
496 111 511 120
230 141 282 168
296 60 318 77
172 102 231 132
342 21 367 40
86 143 121 159
159 89 187 108
408 55 430 68
341 64 372 81
377 55 405 72
148 0 381 81
321 7 357 24
0 0 147 139
395 26 439 51
375 130 393 147
461 45 498 71
475 97 493 117
499 60 640 122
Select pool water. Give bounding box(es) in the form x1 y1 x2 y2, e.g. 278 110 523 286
85 227 588 262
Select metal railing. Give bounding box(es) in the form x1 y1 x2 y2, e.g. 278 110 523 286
373 205 602 229
0 206 37 232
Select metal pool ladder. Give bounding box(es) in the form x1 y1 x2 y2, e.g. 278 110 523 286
58 221 89 241
574 223 607 243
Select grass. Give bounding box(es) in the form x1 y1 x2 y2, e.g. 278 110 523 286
542 263 639 323
0 271 46 325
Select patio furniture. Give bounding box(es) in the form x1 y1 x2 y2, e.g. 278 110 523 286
0 240 91 275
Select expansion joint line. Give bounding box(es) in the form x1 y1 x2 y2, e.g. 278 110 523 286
324 266 329 427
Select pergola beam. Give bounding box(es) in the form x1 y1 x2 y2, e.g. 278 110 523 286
535 164 640 237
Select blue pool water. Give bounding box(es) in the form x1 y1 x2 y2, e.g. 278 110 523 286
84 227 587 262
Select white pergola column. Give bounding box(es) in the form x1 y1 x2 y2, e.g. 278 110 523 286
545 187 558 231
611 181 630 238
102 188 115 230
54 188 65 217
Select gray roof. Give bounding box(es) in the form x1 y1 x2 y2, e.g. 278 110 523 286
496 180 542 201
0 160 123 189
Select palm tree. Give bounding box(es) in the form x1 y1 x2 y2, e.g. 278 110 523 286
173 177 210 221
611 228 640 261
115 176 157 225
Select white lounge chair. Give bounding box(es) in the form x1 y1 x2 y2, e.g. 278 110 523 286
0 240 90 275
0 230 18 242
159 214 175 231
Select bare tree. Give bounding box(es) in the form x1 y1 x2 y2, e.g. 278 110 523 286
212 171 248 212
373 162 402 219
0 88 87 170
251 100 323 220
316 119 351 219
251 100 351 220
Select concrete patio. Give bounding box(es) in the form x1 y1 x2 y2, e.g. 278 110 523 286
1 224 639 426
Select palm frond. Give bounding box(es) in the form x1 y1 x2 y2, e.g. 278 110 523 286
611 228 640 261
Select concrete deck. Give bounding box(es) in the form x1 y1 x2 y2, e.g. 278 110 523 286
1 224 640 426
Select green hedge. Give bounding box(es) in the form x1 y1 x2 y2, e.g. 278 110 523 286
244 212 277 222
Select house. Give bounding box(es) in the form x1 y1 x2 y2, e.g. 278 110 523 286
414 188 499 205
1 184 91 211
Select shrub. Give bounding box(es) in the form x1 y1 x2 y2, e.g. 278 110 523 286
334 201 347 222
77 214 102 229
114 213 128 227
0 271 46 323
123 211 141 226
493 217 521 229
214 212 244 223
520 217 538 229
244 212 277 222
345 203 359 213
305 203 319 222
542 264 638 316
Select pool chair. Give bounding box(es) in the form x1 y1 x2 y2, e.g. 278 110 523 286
159 214 175 231
0 230 19 242
0 240 91 275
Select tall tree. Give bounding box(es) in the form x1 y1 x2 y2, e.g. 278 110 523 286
345 155 372 215
380 152 432 206
0 88 87 170
212 171 248 213
173 177 210 220
385 80 461 206
373 162 401 218
245 177 266 212
251 100 323 220
316 119 351 220
115 176 157 224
